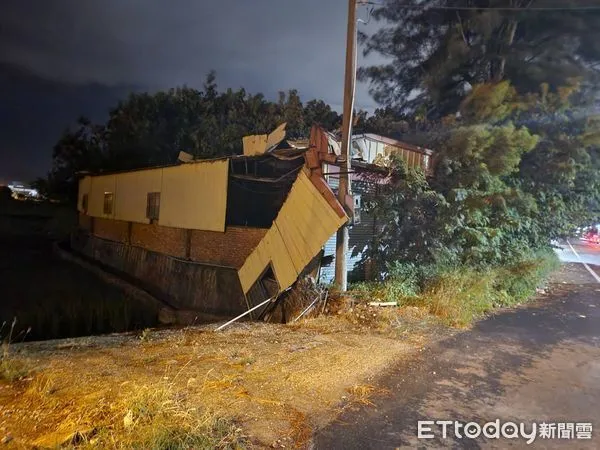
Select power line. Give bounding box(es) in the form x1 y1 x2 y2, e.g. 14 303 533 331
358 1 600 11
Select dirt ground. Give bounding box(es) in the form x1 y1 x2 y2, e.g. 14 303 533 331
0 307 448 449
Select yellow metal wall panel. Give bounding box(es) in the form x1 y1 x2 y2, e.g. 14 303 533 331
77 176 91 212
238 235 271 293
242 134 268 156
114 169 162 223
238 171 347 294
159 161 228 231
267 225 298 291
274 211 311 273
88 174 116 218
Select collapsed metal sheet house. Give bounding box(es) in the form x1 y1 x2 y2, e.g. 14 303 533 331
72 125 348 318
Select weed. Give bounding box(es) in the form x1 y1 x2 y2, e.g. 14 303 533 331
494 250 560 304
139 328 152 343
354 250 560 328
346 384 378 406
89 381 246 449
0 318 33 382
409 268 500 327
0 355 30 382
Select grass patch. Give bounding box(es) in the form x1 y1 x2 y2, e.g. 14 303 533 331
350 250 560 328
4 324 415 447
89 382 245 449
1 319 34 382
0 355 31 382
22 369 246 449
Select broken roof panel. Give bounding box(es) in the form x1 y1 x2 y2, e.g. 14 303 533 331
242 123 288 156
238 168 347 295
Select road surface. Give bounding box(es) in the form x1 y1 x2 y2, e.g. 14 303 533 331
315 261 600 449
555 238 600 267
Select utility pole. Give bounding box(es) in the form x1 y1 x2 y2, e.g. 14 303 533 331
335 0 357 291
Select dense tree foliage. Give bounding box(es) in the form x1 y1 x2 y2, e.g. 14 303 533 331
362 81 600 276
352 1 600 275
38 73 342 202
360 0 600 118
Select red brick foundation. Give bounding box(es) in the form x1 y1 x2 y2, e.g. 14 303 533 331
130 223 188 259
93 217 129 242
190 227 267 268
85 214 268 269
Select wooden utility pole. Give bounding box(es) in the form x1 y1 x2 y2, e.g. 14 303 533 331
335 0 357 291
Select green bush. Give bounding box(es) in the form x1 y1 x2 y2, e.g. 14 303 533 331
494 250 560 305
355 250 559 327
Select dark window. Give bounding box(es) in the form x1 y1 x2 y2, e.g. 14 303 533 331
103 192 114 215
82 193 89 214
146 192 160 221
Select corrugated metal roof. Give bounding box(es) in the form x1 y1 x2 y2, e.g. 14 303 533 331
354 133 434 155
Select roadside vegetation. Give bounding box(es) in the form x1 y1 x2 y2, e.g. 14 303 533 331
352 250 559 327
345 1 600 327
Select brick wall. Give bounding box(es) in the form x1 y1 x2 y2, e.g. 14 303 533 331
87 219 267 268
190 226 267 268
93 217 129 242
131 223 187 259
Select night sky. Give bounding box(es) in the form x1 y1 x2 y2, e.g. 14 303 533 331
0 0 382 183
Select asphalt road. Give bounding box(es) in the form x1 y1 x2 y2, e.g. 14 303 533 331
555 238 600 267
314 262 600 449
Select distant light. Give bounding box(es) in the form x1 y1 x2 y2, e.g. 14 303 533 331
7 184 39 198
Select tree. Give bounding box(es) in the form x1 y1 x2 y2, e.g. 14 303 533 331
37 116 105 202
513 82 600 241
277 90 306 137
360 79 600 277
303 99 342 131
358 158 447 277
360 0 600 119
41 72 345 202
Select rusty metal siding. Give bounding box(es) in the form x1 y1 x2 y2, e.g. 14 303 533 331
238 170 347 294
351 135 431 172
114 168 162 224
159 160 228 232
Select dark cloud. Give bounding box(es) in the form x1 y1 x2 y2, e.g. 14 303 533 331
0 63 136 181
0 0 383 181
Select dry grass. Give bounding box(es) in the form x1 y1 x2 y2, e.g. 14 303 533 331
1 322 34 382
0 356 31 382
22 371 244 449
0 316 437 448
346 384 380 407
